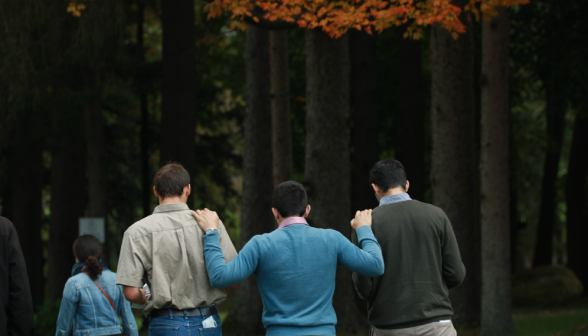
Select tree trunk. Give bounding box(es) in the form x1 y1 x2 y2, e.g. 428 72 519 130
226 25 274 335
565 111 588 289
350 30 379 213
85 91 108 262
430 0 480 326
48 104 87 300
480 8 515 335
11 110 45 308
533 81 565 267
138 0 152 217
305 29 364 331
398 29 426 202
160 0 196 205
270 30 293 187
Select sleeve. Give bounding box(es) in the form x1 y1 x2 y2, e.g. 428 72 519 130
7 224 34 336
441 215 466 289
350 230 374 300
55 280 79 336
337 226 385 278
117 285 139 336
116 232 145 288
203 231 261 288
218 220 238 263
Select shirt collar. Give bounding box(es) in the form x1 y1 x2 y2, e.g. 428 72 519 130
278 217 309 229
153 203 190 214
379 193 412 206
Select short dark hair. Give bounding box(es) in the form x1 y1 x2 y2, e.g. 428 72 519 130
369 159 407 192
154 162 191 199
73 235 103 280
273 181 308 218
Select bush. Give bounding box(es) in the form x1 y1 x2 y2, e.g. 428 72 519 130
33 299 62 336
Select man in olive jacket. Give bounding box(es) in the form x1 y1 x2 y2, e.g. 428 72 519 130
0 216 34 336
352 159 466 336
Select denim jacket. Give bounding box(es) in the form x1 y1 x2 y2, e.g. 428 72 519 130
55 269 138 336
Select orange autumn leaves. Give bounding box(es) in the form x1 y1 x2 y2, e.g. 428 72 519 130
207 0 529 38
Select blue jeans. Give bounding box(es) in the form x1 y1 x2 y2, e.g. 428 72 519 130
148 308 222 336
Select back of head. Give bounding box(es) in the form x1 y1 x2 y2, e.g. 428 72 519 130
73 235 103 280
154 162 191 199
369 159 407 192
273 181 308 218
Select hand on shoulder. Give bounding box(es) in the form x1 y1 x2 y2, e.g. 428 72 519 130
191 208 219 231
350 209 373 230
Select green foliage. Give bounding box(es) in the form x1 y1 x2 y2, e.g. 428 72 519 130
33 299 62 336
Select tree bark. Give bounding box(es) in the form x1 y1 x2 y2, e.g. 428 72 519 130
480 8 515 335
305 29 364 331
533 81 565 267
270 30 293 187
226 25 274 335
160 0 196 205
398 29 426 202
565 111 588 288
350 30 379 213
48 104 87 300
430 0 480 326
138 0 152 217
11 109 45 308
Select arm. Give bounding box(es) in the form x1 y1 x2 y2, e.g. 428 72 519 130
116 232 147 303
338 210 385 277
218 220 240 291
118 286 139 336
351 230 374 300
122 286 146 305
441 216 466 289
7 224 34 336
55 280 78 336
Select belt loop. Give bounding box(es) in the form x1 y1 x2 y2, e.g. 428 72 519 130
199 307 204 316
184 309 188 320
169 308 173 320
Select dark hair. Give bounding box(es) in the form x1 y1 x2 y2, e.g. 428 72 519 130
73 235 103 280
154 162 191 199
273 181 308 218
369 159 407 192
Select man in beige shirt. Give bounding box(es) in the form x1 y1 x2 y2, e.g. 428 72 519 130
116 163 237 335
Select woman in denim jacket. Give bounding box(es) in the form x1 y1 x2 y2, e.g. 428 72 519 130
55 235 138 336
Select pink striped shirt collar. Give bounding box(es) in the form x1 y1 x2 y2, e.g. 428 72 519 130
278 216 309 229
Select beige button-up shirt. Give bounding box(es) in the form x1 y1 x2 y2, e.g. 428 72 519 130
116 203 238 316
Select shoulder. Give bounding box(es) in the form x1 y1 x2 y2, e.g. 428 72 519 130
374 200 445 216
0 216 14 237
123 214 163 238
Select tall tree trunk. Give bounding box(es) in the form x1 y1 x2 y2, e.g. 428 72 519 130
350 30 379 213
226 25 273 335
533 81 565 267
565 111 588 288
398 29 426 201
480 8 515 335
11 110 45 308
48 104 87 300
270 30 293 187
138 0 151 217
160 0 196 205
430 0 480 326
85 91 108 262
305 29 364 331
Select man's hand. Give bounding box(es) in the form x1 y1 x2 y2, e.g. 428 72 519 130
350 209 373 230
192 208 220 231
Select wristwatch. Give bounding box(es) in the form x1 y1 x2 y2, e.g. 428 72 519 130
205 228 218 235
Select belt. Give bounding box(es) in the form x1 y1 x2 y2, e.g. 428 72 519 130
150 306 218 318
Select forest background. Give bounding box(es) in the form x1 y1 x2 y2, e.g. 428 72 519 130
0 0 587 335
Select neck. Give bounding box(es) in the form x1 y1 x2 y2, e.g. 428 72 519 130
381 187 406 198
159 196 187 205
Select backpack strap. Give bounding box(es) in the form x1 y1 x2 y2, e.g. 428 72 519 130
84 272 117 313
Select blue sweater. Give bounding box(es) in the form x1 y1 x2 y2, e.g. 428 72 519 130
203 224 384 336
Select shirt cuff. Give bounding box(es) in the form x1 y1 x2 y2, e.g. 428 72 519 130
355 225 376 243
115 276 144 288
203 229 220 245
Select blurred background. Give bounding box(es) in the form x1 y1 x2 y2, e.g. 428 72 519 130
0 0 586 335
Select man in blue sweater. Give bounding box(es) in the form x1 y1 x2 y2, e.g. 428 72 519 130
192 181 384 336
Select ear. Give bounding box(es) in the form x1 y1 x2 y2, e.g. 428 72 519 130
405 180 410 192
153 186 159 198
185 184 191 196
271 208 280 220
371 183 380 195
303 204 311 218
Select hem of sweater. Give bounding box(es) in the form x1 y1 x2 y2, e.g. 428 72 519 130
266 324 336 336
374 315 452 330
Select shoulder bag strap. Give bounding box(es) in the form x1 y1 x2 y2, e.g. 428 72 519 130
84 272 117 313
